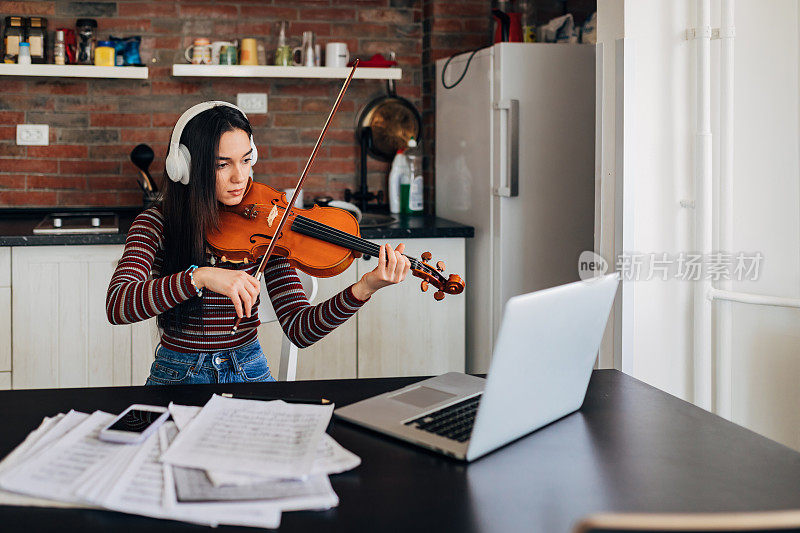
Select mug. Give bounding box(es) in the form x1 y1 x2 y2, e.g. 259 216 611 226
292 31 315 67
325 42 349 68
219 45 237 65
211 40 234 65
239 38 258 66
184 38 211 65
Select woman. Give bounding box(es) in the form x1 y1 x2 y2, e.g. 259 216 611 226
106 101 410 385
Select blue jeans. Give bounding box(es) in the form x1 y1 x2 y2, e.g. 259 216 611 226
145 339 276 385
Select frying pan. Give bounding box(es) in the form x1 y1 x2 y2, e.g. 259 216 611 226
355 77 421 162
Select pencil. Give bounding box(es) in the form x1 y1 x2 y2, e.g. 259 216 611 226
220 393 331 405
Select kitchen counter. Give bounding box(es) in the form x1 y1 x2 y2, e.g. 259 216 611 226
0 208 473 246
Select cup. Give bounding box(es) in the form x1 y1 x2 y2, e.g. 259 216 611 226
325 42 349 68
274 45 291 66
292 31 315 67
219 45 237 65
184 38 211 65
239 37 258 66
211 40 233 65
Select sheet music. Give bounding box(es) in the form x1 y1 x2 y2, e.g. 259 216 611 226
167 403 360 486
160 423 282 529
207 434 361 486
0 411 125 503
161 395 332 478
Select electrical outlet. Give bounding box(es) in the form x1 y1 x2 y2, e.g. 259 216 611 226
237 93 268 114
16 124 49 146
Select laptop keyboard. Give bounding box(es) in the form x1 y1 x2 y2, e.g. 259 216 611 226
404 395 482 443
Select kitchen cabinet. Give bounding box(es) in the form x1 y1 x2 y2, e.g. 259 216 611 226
7 236 466 388
0 247 10 377
356 238 466 378
11 245 133 389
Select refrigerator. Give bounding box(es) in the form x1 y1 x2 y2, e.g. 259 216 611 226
435 43 596 373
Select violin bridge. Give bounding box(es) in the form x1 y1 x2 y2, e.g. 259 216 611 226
267 204 279 227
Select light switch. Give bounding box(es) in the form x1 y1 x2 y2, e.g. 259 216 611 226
16 124 49 146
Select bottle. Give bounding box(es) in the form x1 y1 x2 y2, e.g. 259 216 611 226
17 42 31 65
54 30 65 65
388 149 409 214
94 40 114 66
405 137 424 214
519 0 537 43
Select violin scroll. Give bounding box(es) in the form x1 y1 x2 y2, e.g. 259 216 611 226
411 251 465 301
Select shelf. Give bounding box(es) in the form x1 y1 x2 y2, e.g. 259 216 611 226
171 64 401 80
0 64 149 79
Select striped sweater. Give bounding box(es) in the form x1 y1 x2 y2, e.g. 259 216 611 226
106 206 368 353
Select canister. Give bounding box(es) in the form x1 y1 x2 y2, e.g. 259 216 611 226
94 40 115 66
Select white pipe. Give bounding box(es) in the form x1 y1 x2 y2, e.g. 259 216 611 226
716 0 735 420
709 287 800 309
694 0 713 411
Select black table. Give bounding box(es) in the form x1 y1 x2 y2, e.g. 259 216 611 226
2 370 800 532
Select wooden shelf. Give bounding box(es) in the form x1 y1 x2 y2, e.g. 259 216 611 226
0 64 149 79
171 64 401 80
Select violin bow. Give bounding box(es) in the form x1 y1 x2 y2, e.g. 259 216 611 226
231 60 359 334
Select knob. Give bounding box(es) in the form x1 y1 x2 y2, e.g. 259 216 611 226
91 217 100 227
53 217 62 228
434 291 445 301
421 251 432 261
436 261 445 272
420 280 429 292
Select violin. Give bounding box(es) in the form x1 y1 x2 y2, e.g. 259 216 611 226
206 179 465 301
213 61 463 334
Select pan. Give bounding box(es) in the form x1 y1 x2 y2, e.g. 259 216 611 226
355 77 421 162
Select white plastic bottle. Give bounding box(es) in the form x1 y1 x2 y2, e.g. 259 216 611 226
405 137 423 213
387 149 408 214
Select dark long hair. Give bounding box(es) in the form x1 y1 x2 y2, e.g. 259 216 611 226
158 105 253 331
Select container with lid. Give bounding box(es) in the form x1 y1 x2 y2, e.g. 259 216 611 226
3 16 24 63
94 40 114 66
54 30 66 65
26 16 47 63
76 18 97 64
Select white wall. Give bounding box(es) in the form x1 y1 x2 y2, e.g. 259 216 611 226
598 0 800 449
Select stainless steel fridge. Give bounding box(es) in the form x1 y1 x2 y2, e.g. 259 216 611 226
435 43 596 373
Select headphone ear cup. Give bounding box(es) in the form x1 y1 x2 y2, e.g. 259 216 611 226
250 136 258 167
177 144 191 184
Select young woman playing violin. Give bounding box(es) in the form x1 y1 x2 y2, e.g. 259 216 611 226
106 101 411 385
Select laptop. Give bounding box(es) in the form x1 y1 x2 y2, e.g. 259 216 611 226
334 273 619 461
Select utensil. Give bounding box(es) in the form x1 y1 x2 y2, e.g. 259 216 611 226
130 144 157 192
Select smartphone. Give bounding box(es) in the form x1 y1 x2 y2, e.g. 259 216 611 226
98 404 170 444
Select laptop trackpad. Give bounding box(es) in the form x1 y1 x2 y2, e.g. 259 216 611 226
390 386 456 408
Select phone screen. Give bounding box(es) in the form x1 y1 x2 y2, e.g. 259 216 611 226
107 409 163 433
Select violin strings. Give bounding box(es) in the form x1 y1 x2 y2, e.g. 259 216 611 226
240 205 446 283
289 216 446 283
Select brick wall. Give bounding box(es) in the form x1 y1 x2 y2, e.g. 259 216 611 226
0 0 424 208
0 0 595 211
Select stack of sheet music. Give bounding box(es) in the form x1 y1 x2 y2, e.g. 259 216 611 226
0 394 361 529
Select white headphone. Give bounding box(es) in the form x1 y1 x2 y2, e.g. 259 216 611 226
165 100 258 185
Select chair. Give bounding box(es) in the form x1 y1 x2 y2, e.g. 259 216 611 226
574 510 800 533
258 270 318 381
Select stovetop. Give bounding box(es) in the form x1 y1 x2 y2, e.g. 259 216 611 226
33 212 119 235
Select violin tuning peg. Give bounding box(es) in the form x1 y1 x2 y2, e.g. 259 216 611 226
243 257 249 264
436 260 445 272
421 251 432 262
434 290 445 301
221 255 227 263
420 280 429 292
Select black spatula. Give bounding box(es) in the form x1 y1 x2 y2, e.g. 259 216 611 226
130 144 157 192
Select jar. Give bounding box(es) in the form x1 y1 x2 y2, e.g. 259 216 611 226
94 40 114 66
26 17 47 63
76 18 97 65
3 16 24 63
17 41 31 65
